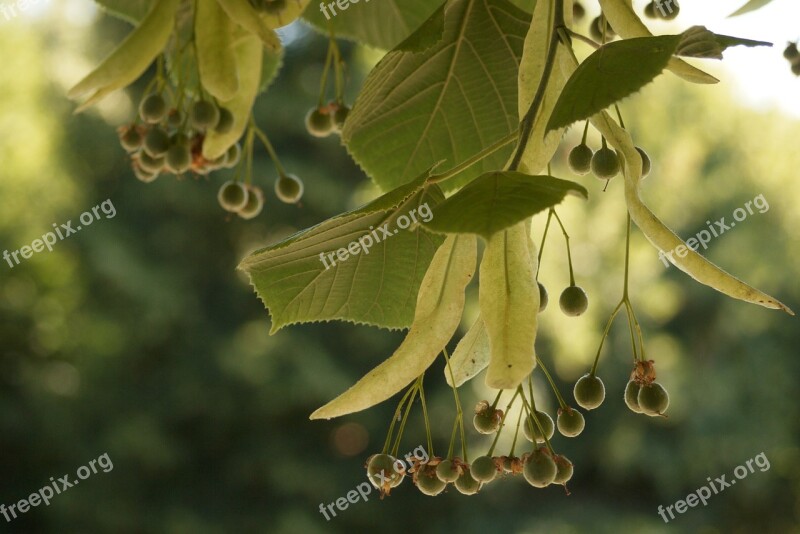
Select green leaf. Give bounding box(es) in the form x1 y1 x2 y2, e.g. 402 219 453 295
480 222 539 389
302 0 443 50
93 0 155 24
424 171 588 239
396 2 446 53
310 234 477 419
258 43 284 94
342 0 530 192
597 0 718 85
729 0 776 17
546 35 681 133
238 176 447 333
675 26 771 60
445 315 490 387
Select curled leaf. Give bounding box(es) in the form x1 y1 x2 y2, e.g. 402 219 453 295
310 234 477 419
589 112 793 314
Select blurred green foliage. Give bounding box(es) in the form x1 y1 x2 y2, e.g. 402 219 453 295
0 4 798 533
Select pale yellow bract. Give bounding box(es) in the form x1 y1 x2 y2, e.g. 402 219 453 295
310 234 478 420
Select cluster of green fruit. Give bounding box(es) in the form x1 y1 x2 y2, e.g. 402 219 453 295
365 447 573 497
784 43 800 76
567 135 651 181
118 94 236 183
538 281 590 317
119 92 306 219
305 101 351 138
623 360 671 416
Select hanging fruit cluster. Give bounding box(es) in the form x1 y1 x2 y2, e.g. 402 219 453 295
71 0 315 219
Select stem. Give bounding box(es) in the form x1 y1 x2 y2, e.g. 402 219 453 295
590 300 624 376
487 390 520 456
581 120 590 145
489 389 503 411
509 0 565 171
551 209 574 286
384 384 417 454
418 374 434 458
391 386 419 457
443 348 468 461
537 208 554 268
252 122 287 177
318 41 334 108
536 356 567 409
568 29 600 49
427 132 518 185
517 385 555 455
509 407 524 456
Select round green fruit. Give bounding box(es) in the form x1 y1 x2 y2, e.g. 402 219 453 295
367 454 403 489
139 94 167 124
138 150 165 173
644 1 657 19
557 407 585 438
415 463 447 496
454 468 481 495
238 187 265 220
224 143 242 169
553 455 574 485
591 146 620 180
568 143 593 175
538 282 549 312
190 100 220 130
784 43 799 61
333 105 350 131
144 127 170 157
624 380 643 413
215 107 235 134
559 285 589 317
435 459 461 483
274 174 304 204
469 456 498 483
119 126 143 152
305 108 334 138
523 448 557 488
218 180 249 212
638 382 670 416
572 1 585 21
574 373 606 410
473 409 501 435
133 166 158 183
165 143 192 174
523 411 554 444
